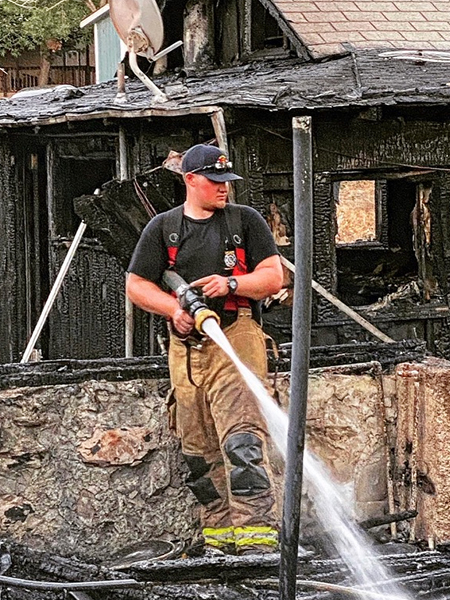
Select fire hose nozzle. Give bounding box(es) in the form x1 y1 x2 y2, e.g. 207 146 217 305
194 308 220 333
178 287 220 333
162 270 220 334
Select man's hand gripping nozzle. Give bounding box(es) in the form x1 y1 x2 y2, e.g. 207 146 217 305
162 270 220 334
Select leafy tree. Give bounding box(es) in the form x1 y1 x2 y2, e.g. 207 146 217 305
0 0 105 85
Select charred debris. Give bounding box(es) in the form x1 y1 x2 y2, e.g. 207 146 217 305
4 537 450 600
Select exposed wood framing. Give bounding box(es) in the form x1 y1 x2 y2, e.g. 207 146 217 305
255 0 312 61
281 256 395 344
0 106 230 130
210 108 235 203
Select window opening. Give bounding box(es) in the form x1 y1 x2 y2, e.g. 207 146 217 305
335 180 378 245
335 178 418 307
248 0 287 52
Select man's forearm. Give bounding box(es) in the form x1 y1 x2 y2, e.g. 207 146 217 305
233 266 283 300
191 255 283 301
126 273 179 319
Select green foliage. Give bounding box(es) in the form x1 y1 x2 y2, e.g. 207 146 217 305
0 0 101 57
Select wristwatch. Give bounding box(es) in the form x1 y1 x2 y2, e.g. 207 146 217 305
227 276 238 294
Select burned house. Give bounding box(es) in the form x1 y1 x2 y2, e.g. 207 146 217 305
3 0 450 588
3 52 450 364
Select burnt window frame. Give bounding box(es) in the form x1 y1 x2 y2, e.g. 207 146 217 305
243 0 292 57
333 178 388 249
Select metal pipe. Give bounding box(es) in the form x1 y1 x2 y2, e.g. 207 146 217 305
119 125 134 358
279 116 313 600
128 51 167 102
114 62 128 105
21 221 87 363
0 574 141 591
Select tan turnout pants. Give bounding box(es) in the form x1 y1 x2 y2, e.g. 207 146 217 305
168 308 278 551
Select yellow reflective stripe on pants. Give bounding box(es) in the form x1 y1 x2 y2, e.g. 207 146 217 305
203 526 235 547
234 526 278 548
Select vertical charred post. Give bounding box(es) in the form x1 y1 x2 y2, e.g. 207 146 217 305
279 116 313 600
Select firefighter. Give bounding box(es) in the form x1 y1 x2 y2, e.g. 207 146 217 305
126 144 283 555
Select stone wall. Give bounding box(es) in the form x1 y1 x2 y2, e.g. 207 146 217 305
395 357 450 546
273 363 389 529
0 379 198 563
0 362 397 563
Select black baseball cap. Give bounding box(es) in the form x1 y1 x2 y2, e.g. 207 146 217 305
181 144 243 182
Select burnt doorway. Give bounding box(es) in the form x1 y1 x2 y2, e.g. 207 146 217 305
46 136 120 360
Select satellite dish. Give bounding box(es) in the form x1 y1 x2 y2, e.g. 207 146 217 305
109 0 183 102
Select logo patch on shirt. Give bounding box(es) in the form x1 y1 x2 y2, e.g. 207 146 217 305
224 250 237 269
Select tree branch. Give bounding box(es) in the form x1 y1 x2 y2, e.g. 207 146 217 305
83 0 97 12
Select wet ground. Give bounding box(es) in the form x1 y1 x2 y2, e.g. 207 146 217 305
2 539 450 600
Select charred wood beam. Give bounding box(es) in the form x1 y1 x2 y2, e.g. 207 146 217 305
0 356 169 390
73 173 174 270
0 574 141 591
300 511 418 553
0 338 428 390
359 510 418 531
272 339 427 371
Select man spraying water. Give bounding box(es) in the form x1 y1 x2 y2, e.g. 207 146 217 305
126 143 283 556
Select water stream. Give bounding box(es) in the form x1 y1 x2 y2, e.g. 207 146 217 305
201 317 411 600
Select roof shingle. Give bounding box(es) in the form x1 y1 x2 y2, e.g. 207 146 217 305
270 0 450 58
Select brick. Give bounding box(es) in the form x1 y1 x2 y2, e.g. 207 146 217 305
314 1 360 10
320 30 367 41
429 40 450 48
300 32 327 44
360 29 407 39
332 20 377 29
296 21 336 32
353 39 395 47
381 11 423 19
304 10 349 20
412 20 450 29
275 1 320 10
394 1 437 8
419 12 450 20
402 30 445 40
308 42 348 56
343 11 388 19
431 2 450 10
435 32 450 41
354 2 397 10
369 20 416 28
391 39 435 47
274 2 311 14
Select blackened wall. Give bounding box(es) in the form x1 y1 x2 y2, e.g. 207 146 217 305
229 109 450 357
0 135 27 364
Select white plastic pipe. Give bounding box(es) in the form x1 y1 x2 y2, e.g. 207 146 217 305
119 125 134 358
21 221 87 363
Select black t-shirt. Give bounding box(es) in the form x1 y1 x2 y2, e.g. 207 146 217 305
128 204 278 320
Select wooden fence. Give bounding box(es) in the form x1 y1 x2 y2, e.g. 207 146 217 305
0 65 95 95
